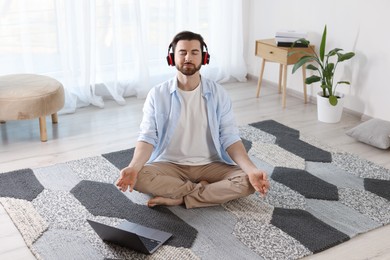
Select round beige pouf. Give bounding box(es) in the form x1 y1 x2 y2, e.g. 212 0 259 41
0 74 65 142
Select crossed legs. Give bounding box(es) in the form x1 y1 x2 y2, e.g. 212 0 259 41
134 162 255 209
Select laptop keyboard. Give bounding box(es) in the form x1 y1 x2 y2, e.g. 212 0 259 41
139 236 161 251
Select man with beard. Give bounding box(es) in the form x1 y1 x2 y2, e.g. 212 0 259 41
116 31 269 208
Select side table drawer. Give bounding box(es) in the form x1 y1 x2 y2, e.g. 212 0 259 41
255 41 287 64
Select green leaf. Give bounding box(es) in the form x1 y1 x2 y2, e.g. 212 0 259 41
325 63 334 75
329 95 338 106
320 25 327 62
338 52 355 62
306 64 318 70
337 81 350 85
305 75 321 84
292 56 316 73
323 63 334 80
327 48 342 56
291 38 310 48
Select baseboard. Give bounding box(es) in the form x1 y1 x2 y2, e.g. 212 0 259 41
246 73 366 121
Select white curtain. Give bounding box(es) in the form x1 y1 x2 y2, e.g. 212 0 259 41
0 0 247 113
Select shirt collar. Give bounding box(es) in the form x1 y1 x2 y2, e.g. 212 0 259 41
170 76 211 96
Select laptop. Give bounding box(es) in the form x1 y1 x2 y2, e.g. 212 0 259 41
87 219 172 254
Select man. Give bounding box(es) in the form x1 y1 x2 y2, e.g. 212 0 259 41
116 31 269 209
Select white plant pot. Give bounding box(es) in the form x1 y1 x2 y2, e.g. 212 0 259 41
316 91 345 123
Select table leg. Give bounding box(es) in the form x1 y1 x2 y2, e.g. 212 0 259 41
282 64 288 108
278 64 283 93
302 66 308 103
256 59 266 98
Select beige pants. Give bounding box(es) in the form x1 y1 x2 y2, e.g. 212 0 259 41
134 161 255 209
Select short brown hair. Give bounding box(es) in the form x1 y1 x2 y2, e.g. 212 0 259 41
170 31 205 52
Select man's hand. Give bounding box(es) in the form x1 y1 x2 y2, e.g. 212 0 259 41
248 170 270 196
226 141 270 196
116 166 139 192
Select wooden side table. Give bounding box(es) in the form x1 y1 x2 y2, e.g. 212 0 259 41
255 39 315 108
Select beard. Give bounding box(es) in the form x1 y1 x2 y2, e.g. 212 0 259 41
176 62 202 76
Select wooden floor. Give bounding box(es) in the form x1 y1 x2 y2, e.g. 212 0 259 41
1 79 389 260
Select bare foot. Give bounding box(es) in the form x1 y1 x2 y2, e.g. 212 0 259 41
147 196 184 207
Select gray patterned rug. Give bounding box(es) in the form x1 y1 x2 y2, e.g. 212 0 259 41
1 120 390 260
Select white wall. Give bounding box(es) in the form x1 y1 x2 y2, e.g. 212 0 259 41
244 0 390 121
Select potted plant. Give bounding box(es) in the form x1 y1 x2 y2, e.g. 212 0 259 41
290 25 355 123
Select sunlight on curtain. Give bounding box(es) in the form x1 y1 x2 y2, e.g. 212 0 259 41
0 0 246 113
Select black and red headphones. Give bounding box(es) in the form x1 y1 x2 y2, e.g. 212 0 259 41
166 43 210 66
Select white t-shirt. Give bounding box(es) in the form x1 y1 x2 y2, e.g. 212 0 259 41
156 83 219 165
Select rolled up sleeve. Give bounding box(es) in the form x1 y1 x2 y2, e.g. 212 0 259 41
138 89 158 147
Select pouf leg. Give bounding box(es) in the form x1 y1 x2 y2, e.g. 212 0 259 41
51 113 58 124
39 117 47 142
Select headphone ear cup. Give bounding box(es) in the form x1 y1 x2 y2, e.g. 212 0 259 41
166 53 175 66
202 52 210 65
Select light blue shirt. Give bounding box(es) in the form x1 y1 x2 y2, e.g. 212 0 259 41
138 76 241 165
